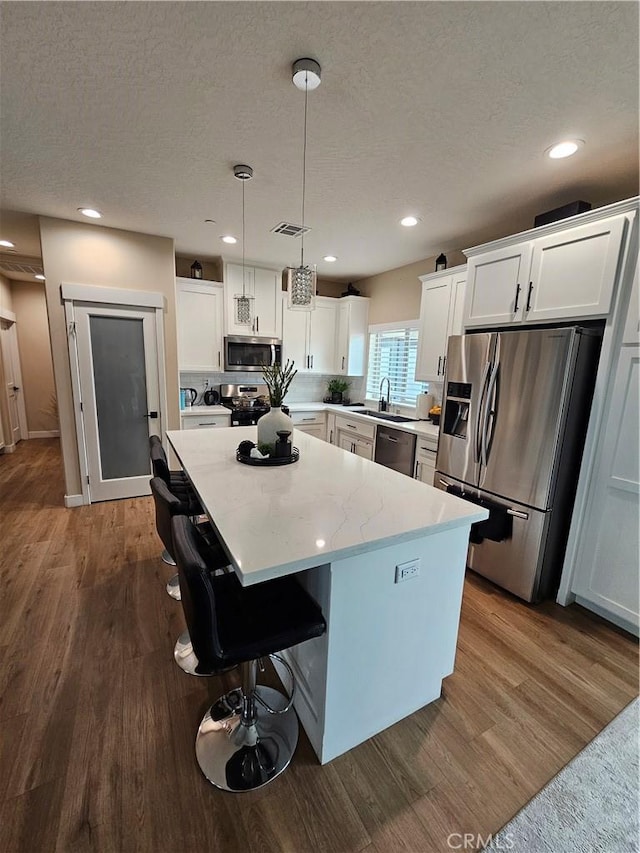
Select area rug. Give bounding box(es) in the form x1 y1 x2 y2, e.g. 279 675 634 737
486 698 639 852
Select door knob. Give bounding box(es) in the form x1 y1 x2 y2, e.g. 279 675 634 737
12 385 19 391
145 411 159 419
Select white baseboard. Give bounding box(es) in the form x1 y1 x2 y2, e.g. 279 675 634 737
1 443 16 454
64 493 87 508
28 430 60 439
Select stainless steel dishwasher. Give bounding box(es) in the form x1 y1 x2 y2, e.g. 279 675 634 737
374 425 417 476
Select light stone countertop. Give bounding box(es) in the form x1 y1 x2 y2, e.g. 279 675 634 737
167 426 486 585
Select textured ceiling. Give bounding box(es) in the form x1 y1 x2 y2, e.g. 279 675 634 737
0 1 638 282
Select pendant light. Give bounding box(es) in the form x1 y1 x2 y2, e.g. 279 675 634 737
287 58 321 311
233 163 254 327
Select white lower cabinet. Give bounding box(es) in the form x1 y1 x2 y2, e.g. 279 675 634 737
180 410 231 430
290 411 326 441
414 439 437 486
335 415 375 460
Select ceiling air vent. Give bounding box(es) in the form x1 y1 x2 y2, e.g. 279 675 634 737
270 222 311 238
0 257 44 276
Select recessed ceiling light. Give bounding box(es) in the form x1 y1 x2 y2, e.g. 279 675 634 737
323 255 337 262
547 140 583 159
221 235 237 244
0 239 15 248
400 216 419 227
78 207 102 219
34 274 46 281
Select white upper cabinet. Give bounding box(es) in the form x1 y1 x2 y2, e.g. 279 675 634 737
224 263 282 338
335 296 370 376
464 245 531 328
463 204 632 329
176 278 224 372
525 215 627 323
282 295 337 374
415 265 467 382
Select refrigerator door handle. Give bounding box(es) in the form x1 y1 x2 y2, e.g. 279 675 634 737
475 361 491 463
507 508 529 520
481 362 499 467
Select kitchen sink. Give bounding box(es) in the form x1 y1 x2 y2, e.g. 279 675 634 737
360 410 418 423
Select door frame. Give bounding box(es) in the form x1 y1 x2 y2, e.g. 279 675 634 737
0 306 29 450
62 283 167 505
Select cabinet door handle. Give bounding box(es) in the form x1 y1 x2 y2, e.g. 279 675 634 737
310 354 314 369
346 423 357 429
218 351 221 367
525 282 533 312
415 461 421 479
329 430 333 443
256 316 259 333
442 355 446 375
342 356 345 370
352 442 355 453
514 282 521 312
301 417 315 422
437 356 442 375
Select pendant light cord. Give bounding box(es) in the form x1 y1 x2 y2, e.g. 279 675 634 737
300 72 308 269
241 175 246 297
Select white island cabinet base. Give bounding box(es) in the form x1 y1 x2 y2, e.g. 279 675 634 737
280 526 468 763
166 427 486 766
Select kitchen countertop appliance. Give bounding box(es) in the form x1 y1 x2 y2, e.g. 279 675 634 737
219 383 270 426
436 325 602 602
374 425 417 477
224 336 282 372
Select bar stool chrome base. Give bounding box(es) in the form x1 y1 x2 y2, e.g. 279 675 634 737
196 685 298 792
161 548 176 566
166 573 181 600
174 629 203 675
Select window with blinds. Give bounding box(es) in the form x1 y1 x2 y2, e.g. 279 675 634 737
366 323 428 406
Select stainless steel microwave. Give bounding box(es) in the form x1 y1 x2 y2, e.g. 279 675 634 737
223 336 282 372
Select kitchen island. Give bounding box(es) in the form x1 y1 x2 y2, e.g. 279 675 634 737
167 426 487 764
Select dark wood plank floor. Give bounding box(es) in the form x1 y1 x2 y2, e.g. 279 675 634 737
1 439 637 853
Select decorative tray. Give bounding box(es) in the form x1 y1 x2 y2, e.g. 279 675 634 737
236 447 299 466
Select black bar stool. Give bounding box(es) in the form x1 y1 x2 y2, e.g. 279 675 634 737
150 477 230 675
171 514 326 792
149 437 202 598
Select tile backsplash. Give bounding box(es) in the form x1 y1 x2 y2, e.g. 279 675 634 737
179 371 366 405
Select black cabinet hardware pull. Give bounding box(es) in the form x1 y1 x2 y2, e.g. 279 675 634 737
514 282 521 312
437 356 442 375
526 282 533 312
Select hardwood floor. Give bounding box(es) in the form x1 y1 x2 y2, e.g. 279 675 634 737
1 438 637 853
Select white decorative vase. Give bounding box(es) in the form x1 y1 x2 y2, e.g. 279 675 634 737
256 406 294 450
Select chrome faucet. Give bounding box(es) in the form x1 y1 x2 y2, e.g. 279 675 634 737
378 377 391 412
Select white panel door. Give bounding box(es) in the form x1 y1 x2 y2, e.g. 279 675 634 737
572 344 639 633
415 278 451 382
464 243 532 328
176 280 224 371
74 303 161 502
282 302 309 371
308 299 337 373
525 215 627 323
0 320 26 445
253 267 281 337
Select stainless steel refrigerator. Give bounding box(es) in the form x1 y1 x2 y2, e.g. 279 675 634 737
435 326 601 602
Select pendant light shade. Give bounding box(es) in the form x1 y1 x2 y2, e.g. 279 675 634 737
233 164 254 327
287 58 320 311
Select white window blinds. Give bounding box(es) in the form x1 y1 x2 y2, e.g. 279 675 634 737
366 323 428 406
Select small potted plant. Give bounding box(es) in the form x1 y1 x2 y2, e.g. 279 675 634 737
257 359 298 450
327 378 351 404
